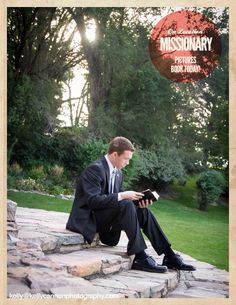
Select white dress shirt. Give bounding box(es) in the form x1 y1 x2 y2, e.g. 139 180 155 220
105 155 122 201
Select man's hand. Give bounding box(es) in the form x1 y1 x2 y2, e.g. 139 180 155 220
120 191 144 201
138 199 153 208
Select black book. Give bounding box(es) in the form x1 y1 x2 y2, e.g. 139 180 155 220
133 189 160 206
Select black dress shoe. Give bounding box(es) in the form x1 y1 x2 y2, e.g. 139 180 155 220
162 253 196 271
132 256 168 273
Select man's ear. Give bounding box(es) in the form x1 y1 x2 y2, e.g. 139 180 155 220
113 151 118 158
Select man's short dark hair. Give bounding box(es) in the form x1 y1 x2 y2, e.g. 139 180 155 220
108 137 135 155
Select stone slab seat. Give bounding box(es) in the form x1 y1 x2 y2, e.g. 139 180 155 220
15 207 99 253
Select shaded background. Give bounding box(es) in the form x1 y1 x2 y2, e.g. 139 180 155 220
7 7 229 204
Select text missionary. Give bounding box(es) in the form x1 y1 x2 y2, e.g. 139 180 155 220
160 37 213 52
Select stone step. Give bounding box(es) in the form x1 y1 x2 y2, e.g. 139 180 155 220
7 234 180 298
89 269 179 298
166 256 229 298
49 268 179 298
167 281 229 298
9 204 180 298
8 264 179 299
15 207 99 253
46 246 133 278
8 206 229 299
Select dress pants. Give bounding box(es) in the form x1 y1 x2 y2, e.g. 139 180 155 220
94 200 171 256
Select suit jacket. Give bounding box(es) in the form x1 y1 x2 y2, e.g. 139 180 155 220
66 156 123 243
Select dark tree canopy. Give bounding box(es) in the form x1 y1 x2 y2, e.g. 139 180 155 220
7 7 229 187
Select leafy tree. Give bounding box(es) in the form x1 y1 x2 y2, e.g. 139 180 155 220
7 7 82 164
171 8 229 170
8 7 229 197
7 73 61 164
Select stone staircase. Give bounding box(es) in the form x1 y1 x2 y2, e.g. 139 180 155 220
7 201 229 299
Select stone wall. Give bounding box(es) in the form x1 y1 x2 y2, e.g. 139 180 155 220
7 200 19 240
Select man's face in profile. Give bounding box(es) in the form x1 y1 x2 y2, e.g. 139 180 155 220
112 150 133 170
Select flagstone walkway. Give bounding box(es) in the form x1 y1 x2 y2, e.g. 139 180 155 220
7 204 229 299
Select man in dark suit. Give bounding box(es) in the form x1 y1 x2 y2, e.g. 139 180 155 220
66 136 196 273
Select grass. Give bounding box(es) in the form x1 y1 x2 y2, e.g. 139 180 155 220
150 176 228 270
7 177 229 271
150 199 228 271
7 191 73 213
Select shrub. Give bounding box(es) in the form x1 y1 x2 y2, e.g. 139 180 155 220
7 175 17 189
77 136 107 170
46 184 65 196
48 165 65 184
49 164 64 176
8 162 23 177
7 158 75 195
49 130 107 175
196 170 227 211
8 162 23 189
48 131 141 189
15 178 44 192
28 165 46 180
136 146 185 190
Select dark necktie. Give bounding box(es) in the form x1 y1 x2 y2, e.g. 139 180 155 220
109 169 116 193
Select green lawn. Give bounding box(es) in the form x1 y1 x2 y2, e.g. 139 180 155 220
8 191 73 213
7 178 228 271
149 199 228 271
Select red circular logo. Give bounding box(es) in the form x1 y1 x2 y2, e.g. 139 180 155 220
149 10 221 83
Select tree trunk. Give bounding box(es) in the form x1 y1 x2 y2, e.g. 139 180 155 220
198 193 208 211
68 8 112 130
